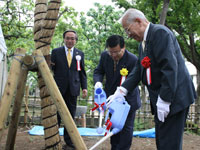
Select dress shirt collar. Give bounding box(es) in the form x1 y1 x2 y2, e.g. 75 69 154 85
64 45 74 52
143 23 150 41
64 45 74 56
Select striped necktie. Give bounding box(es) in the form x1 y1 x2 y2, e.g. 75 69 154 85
67 48 72 67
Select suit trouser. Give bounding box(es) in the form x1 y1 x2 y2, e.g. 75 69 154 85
57 89 77 145
155 107 189 150
110 108 136 150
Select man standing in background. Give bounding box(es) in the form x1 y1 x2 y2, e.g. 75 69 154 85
51 29 87 149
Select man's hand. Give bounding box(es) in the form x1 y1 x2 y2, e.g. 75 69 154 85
106 86 128 106
82 89 88 98
156 96 171 122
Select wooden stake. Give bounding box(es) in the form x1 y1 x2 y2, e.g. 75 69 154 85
22 55 35 66
5 66 28 150
81 114 86 128
33 50 87 150
0 48 26 141
24 86 30 125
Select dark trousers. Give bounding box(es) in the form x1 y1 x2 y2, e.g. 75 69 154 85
155 107 189 150
110 109 136 150
57 89 77 145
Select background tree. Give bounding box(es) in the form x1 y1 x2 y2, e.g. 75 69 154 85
0 0 36 94
79 3 139 96
0 0 35 55
0 0 82 95
167 0 200 124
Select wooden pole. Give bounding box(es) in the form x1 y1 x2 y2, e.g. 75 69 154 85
24 86 30 125
0 48 26 141
5 66 28 150
81 114 86 128
33 50 87 150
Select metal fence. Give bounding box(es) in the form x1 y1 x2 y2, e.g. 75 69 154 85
8 95 200 134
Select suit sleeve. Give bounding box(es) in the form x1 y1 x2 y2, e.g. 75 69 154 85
80 53 87 90
93 53 105 84
122 58 141 92
152 28 178 102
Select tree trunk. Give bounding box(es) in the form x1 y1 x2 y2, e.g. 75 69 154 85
160 0 170 25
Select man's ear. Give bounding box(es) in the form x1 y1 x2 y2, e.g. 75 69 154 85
122 46 126 51
135 18 141 23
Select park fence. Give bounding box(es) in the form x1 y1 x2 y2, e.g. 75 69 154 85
7 95 200 134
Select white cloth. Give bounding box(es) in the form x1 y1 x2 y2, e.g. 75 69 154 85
156 96 171 122
0 24 7 62
119 86 128 96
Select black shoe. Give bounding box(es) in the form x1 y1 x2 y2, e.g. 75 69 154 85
62 144 67 150
67 143 75 148
62 143 75 150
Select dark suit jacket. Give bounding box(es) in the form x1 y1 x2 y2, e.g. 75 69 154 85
122 23 196 115
93 50 141 111
51 46 87 96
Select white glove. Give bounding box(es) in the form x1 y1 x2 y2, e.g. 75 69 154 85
106 86 128 106
156 96 171 122
94 82 103 89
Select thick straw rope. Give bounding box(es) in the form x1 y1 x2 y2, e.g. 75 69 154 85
34 0 61 149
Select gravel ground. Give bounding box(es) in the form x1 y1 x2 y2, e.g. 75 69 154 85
0 127 200 150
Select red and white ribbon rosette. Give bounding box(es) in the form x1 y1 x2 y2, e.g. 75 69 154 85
141 56 152 85
76 55 81 71
120 68 128 86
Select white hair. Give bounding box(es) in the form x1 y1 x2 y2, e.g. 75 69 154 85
120 8 147 24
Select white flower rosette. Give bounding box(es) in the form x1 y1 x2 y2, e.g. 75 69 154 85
76 55 81 71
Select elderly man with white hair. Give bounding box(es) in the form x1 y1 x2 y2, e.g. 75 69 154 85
110 8 197 150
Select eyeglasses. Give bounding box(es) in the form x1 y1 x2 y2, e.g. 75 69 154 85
124 23 133 35
65 37 76 41
107 49 122 56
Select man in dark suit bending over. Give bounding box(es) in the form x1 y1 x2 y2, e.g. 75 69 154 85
93 35 141 150
111 8 197 150
51 30 87 149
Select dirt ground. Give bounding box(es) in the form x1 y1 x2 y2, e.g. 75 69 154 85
0 126 200 150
